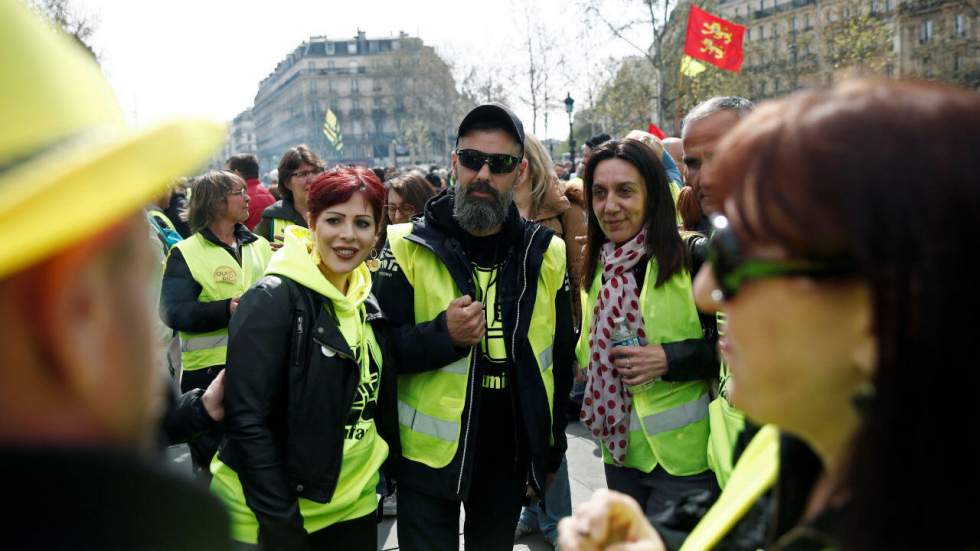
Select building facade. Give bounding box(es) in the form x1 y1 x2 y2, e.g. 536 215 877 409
711 0 978 97
251 31 463 172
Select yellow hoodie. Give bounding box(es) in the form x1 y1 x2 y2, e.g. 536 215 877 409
211 225 388 543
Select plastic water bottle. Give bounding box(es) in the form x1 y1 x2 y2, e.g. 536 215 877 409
611 317 655 395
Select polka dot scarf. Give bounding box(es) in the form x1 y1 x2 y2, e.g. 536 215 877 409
581 229 648 464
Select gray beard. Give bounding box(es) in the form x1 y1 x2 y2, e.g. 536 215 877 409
453 181 513 234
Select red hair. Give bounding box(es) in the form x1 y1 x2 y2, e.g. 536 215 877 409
307 166 386 225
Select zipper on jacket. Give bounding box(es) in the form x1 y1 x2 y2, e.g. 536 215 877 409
292 313 305 367
455 350 478 496
512 225 544 493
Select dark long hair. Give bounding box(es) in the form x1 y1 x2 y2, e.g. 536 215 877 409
712 79 980 551
582 139 686 288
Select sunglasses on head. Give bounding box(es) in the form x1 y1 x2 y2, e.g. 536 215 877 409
455 148 521 174
707 214 858 302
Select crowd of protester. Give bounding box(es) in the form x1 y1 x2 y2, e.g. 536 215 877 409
3 3 979 551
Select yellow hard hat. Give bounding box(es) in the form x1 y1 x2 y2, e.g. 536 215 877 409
0 1 225 278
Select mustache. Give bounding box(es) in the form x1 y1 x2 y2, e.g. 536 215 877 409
465 180 500 200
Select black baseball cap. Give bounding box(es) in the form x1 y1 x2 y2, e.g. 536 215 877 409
456 103 525 151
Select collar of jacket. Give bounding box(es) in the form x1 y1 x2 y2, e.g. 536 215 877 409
406 188 554 295
260 199 306 226
532 178 572 222
301 282 385 362
200 223 258 247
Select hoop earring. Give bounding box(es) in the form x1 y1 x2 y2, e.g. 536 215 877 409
365 248 381 272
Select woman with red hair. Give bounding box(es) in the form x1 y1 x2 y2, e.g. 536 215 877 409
211 166 399 550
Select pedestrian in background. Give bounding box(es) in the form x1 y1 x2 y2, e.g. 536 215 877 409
256 145 324 247
385 171 437 225
228 153 276 231
161 170 272 480
513 132 587 547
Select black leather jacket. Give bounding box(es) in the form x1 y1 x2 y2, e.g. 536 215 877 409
218 274 399 549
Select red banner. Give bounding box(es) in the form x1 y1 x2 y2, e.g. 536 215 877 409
683 5 745 72
647 123 666 140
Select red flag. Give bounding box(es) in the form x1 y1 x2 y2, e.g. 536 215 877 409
647 123 666 140
684 5 746 72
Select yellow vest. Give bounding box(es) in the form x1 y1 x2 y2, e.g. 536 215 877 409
577 261 711 476
707 311 748 488
269 218 300 242
172 232 271 371
681 425 780 551
386 223 566 469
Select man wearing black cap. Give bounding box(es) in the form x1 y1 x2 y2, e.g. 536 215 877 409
374 104 575 550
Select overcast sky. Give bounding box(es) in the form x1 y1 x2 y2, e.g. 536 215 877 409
76 0 648 140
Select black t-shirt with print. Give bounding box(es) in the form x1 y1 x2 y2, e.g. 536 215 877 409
460 231 523 469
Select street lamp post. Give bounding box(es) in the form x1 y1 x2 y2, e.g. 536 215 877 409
564 92 576 172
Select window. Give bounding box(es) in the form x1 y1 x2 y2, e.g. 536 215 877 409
351 78 359 91
347 41 357 54
955 54 963 72
955 14 968 37
791 16 797 31
308 61 315 71
920 19 934 43
842 6 850 19
747 27 753 41
325 43 335 55
871 0 878 14
804 14 811 30
349 61 358 74
327 60 335 71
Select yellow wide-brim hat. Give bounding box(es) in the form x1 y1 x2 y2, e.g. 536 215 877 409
0 2 225 279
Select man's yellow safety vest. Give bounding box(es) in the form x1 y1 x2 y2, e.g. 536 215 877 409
172 232 271 371
386 223 566 470
577 261 711 476
681 425 780 551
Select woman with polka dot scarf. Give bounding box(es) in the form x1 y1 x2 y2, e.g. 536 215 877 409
575 138 718 545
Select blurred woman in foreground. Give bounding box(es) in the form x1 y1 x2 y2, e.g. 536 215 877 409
559 79 980 550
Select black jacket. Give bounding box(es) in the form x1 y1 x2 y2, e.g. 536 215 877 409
373 189 575 500
160 225 260 333
6 447 230 550
218 275 400 549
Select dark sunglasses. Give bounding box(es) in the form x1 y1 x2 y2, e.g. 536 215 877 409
707 214 858 302
456 148 521 174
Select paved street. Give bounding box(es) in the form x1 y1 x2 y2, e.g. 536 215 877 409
168 420 606 550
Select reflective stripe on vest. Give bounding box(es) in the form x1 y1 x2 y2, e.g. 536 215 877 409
577 260 711 476
173 232 271 371
397 400 460 443
387 223 566 470
181 333 228 352
632 393 710 436
680 425 780 551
